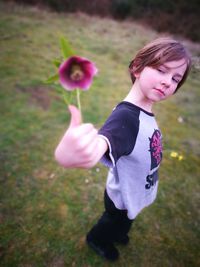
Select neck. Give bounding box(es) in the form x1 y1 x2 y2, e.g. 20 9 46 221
124 83 154 113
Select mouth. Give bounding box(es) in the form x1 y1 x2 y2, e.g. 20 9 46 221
154 88 165 96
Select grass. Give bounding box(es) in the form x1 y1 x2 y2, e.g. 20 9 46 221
0 2 200 266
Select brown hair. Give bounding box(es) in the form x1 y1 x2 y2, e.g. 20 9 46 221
129 37 191 92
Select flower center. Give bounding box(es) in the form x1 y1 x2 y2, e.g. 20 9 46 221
70 65 84 81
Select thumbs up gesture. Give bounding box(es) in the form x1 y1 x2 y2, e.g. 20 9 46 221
54 105 107 169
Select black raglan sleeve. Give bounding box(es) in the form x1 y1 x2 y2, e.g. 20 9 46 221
98 103 140 167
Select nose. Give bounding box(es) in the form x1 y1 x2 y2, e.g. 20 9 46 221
161 75 171 88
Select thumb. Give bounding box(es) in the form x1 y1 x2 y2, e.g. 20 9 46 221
68 105 82 128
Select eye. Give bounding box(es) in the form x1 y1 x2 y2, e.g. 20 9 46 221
172 77 180 83
157 67 165 73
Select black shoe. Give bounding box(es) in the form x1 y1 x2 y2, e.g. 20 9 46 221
114 235 129 245
86 234 119 261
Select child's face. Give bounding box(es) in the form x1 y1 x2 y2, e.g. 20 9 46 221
135 59 187 103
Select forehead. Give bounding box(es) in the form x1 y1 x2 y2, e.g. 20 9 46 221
162 59 187 76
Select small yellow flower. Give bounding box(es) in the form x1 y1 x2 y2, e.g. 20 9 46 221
178 155 183 161
170 151 178 158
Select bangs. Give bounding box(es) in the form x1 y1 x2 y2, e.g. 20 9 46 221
149 45 190 67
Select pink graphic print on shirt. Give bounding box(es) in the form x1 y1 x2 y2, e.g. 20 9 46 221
149 129 162 170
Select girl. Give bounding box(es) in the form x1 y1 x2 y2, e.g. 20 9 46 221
55 37 191 261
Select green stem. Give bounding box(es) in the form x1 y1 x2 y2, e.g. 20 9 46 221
76 89 82 117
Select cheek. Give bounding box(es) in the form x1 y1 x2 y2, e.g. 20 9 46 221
140 72 155 87
165 85 177 97
137 67 158 89
170 86 178 95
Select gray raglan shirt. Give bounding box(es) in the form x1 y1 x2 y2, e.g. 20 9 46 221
99 101 162 220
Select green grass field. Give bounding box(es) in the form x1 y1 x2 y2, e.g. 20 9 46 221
0 2 200 266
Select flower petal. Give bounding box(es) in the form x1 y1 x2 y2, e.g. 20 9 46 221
58 56 98 91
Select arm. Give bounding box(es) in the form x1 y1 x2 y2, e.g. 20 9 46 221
54 105 108 169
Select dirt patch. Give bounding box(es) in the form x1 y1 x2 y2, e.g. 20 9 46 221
48 256 65 267
17 85 52 110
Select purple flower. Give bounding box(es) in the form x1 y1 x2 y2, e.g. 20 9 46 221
58 56 98 91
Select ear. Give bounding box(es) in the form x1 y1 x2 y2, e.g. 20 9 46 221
134 71 140 78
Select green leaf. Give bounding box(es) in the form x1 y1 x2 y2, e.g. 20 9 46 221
60 36 75 59
52 59 62 68
44 73 59 84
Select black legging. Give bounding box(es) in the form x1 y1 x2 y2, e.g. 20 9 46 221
87 190 133 244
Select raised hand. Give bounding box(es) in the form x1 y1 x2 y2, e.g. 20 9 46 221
54 105 108 169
